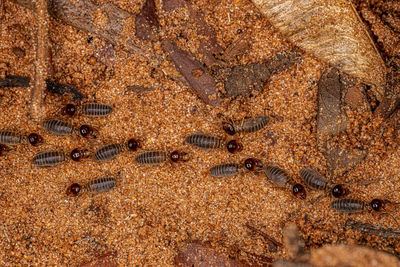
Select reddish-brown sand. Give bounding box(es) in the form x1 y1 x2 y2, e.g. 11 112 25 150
0 0 399 265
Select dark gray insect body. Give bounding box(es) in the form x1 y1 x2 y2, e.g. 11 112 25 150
43 119 74 136
263 166 292 189
299 168 328 190
0 131 24 145
209 163 242 177
223 116 269 135
33 151 66 167
81 103 113 117
331 199 367 213
85 177 116 193
135 151 168 165
235 116 270 134
185 134 225 150
93 143 126 161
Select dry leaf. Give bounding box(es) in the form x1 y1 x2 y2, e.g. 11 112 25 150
251 0 386 100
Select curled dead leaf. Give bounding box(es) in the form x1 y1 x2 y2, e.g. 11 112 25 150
251 0 386 100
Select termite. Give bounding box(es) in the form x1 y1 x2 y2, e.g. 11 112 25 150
331 198 393 213
70 148 90 161
33 151 67 167
0 130 43 146
135 150 189 165
43 119 98 139
222 116 269 135
299 168 347 198
263 166 306 199
66 177 116 196
62 103 113 117
244 158 264 172
185 133 243 153
94 139 140 162
209 163 244 177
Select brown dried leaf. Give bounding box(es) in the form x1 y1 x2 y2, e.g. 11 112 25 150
251 0 386 100
135 0 159 40
163 0 223 68
175 242 246 267
317 68 348 137
327 147 367 172
224 51 300 97
162 40 220 106
162 0 187 12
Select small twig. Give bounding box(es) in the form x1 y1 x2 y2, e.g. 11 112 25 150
0 76 30 87
2 224 10 243
30 0 49 121
345 219 400 239
245 223 282 252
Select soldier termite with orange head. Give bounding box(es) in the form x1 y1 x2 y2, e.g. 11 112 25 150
331 198 393 213
62 103 113 117
299 168 348 198
185 133 243 153
135 150 189 165
66 177 116 196
42 119 98 139
70 148 90 162
222 116 269 135
94 139 141 162
263 166 307 199
244 158 264 173
0 130 43 146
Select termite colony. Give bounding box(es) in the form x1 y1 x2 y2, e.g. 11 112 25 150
0 107 394 218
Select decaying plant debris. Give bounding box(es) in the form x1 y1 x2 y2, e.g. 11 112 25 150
251 0 386 101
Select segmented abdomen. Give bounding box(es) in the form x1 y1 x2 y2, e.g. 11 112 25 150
331 199 366 213
43 119 74 135
135 151 168 165
81 103 113 117
264 166 291 189
299 168 328 190
185 134 224 150
93 143 125 161
209 163 240 177
237 116 270 133
85 177 116 193
0 131 23 145
33 151 66 167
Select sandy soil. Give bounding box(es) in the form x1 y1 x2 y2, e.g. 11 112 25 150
0 0 399 265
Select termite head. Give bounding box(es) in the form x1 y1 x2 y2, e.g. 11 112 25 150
244 158 263 171
331 184 347 198
66 183 81 196
127 139 141 151
62 103 76 116
0 144 10 156
28 133 43 146
292 184 307 199
79 125 98 139
170 151 190 162
222 121 235 135
226 140 243 153
370 199 392 212
70 148 90 161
